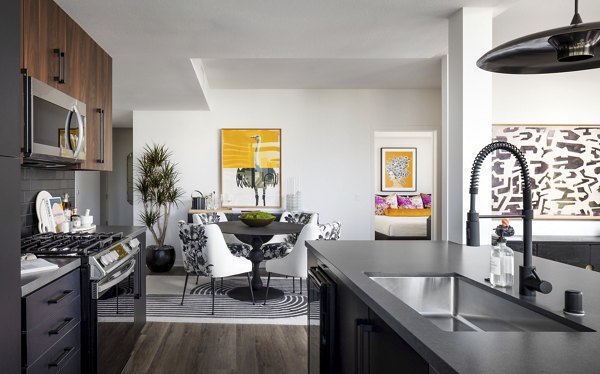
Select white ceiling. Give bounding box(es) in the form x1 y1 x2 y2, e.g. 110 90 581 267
54 0 530 126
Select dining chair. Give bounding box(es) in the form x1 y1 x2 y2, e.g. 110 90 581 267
178 221 255 314
191 213 248 287
192 212 245 245
263 224 321 304
261 211 319 250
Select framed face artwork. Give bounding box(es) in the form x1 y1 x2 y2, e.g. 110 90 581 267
221 129 282 208
381 147 417 192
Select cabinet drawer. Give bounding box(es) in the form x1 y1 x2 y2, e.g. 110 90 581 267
590 245 600 272
25 322 80 374
23 295 81 366
23 270 80 329
57 348 80 374
537 243 590 269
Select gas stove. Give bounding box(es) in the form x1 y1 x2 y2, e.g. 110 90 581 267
21 232 123 255
21 231 140 281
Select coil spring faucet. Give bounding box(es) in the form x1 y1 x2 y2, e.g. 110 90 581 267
466 141 552 296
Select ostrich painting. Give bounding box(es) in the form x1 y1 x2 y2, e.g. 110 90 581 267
235 135 279 206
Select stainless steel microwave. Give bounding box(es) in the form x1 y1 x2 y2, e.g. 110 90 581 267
23 75 86 166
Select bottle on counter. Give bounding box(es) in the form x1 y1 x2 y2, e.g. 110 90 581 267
62 193 72 221
490 218 515 288
71 208 81 230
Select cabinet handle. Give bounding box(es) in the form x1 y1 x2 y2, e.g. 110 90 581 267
47 290 74 304
96 108 105 163
48 347 73 368
22 71 32 156
53 49 65 84
356 320 372 374
48 317 73 335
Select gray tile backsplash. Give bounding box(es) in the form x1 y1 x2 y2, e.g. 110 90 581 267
21 167 75 237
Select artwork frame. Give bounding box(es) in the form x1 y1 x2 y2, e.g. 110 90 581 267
220 128 282 208
492 124 600 220
381 147 417 192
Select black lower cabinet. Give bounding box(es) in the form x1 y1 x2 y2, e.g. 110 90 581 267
537 243 590 269
333 270 428 374
22 269 82 373
367 310 429 374
591 246 600 271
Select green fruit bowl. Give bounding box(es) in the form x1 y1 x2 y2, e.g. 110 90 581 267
240 217 275 227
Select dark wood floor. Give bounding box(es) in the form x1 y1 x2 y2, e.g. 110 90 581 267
122 322 308 374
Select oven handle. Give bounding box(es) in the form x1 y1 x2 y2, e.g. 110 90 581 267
97 259 136 294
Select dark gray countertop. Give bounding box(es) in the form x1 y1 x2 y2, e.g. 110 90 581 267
21 257 81 297
307 240 600 374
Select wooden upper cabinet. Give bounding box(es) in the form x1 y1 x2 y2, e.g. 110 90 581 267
78 43 113 171
22 0 113 171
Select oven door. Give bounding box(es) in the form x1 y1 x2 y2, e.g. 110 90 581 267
93 259 136 374
25 76 86 164
308 266 337 374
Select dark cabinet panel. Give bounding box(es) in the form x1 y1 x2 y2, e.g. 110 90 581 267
590 245 600 271
330 271 369 374
368 309 429 374
537 243 590 269
0 157 22 372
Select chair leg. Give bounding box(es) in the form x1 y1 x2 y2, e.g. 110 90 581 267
292 277 295 293
246 272 255 305
263 272 271 305
196 275 199 285
211 277 215 315
181 273 189 306
300 277 303 294
221 277 224 294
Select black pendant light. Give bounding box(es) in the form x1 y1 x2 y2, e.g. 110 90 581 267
477 0 600 74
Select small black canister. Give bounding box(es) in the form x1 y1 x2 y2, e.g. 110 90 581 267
564 290 584 316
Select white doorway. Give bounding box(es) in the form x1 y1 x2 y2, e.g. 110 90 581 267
372 130 439 240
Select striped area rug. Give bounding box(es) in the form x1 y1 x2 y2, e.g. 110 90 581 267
98 275 308 325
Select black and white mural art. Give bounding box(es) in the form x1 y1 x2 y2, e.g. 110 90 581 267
492 125 600 218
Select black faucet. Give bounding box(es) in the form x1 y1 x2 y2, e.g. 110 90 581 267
466 141 552 296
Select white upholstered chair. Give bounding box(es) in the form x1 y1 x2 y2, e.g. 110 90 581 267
178 221 255 314
263 224 321 304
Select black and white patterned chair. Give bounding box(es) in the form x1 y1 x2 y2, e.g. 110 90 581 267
192 211 247 271
259 211 319 260
178 221 255 314
318 221 342 241
263 221 342 303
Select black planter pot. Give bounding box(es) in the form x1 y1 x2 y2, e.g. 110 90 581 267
146 245 176 273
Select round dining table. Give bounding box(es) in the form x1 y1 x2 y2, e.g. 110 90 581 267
215 221 304 301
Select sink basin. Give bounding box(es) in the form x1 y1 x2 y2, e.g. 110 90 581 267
367 274 594 332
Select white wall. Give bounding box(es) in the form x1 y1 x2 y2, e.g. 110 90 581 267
75 171 101 222
492 3 600 236
133 89 441 264
102 128 134 226
373 132 434 195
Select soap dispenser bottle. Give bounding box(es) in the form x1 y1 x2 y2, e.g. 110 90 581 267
490 219 515 288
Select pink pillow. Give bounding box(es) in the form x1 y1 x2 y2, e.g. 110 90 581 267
420 193 432 208
374 195 386 215
385 194 398 209
397 195 424 209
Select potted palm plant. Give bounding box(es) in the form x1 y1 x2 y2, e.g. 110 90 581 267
135 144 184 272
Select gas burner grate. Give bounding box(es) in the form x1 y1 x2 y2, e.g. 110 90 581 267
21 232 124 256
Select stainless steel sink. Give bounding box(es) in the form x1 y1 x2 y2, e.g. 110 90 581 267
367 274 594 332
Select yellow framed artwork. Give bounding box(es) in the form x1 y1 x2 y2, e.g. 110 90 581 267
221 129 281 208
381 147 417 192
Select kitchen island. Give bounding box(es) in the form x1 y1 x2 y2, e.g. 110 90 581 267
307 240 600 374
